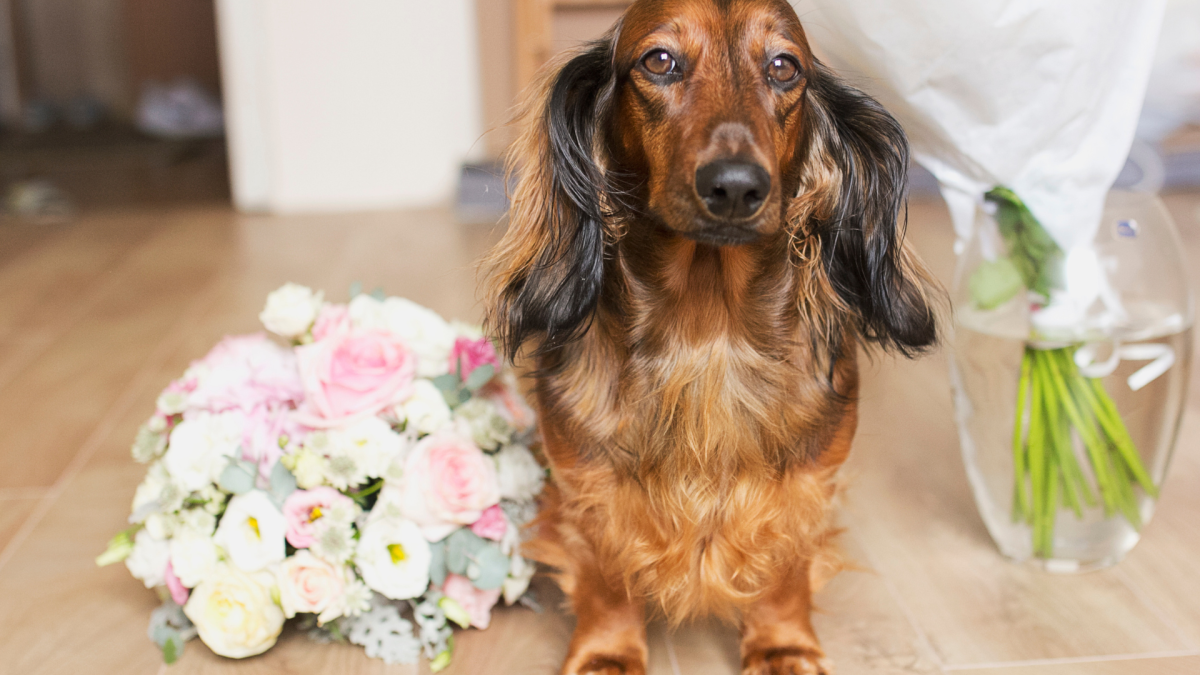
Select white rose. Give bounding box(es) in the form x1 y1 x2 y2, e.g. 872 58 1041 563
259 283 323 338
126 529 169 588
276 551 346 620
321 417 405 490
355 517 431 600
163 411 243 492
494 443 545 502
214 491 287 572
170 526 220 588
449 320 484 339
402 379 452 435
184 563 284 659
348 295 455 377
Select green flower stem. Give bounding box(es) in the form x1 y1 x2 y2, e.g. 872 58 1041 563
1011 345 1158 559
1040 349 1118 513
1083 374 1159 497
1012 355 1033 521
1027 358 1047 527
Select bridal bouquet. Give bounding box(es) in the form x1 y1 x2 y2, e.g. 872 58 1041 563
97 284 544 669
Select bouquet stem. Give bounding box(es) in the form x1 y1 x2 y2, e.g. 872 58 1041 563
1011 346 1159 558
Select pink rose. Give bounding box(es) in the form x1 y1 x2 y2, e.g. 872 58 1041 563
470 505 507 541
282 487 354 548
312 304 350 342
165 561 189 605
442 574 502 629
402 430 501 541
448 336 499 381
295 328 415 427
276 551 345 619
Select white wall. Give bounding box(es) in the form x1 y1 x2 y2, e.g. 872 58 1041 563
215 0 482 213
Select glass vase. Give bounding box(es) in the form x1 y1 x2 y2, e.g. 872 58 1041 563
949 189 1193 572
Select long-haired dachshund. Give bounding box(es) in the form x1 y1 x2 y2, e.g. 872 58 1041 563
484 0 939 673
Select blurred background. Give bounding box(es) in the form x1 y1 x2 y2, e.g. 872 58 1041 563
0 0 1197 220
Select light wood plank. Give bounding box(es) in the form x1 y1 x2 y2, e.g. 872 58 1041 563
0 211 236 489
0 464 167 675
0 495 41 552
952 653 1200 675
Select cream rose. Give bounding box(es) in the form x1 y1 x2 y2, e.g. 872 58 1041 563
276 551 346 620
259 283 323 338
184 563 284 659
355 516 431 600
401 430 501 541
213 491 287 572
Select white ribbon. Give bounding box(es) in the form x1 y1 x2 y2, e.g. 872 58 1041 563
1073 342 1175 391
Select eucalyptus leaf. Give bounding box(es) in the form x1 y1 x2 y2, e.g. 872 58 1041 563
469 543 511 591
218 461 255 495
431 374 460 392
444 528 486 575
150 623 175 648
429 540 448 587
268 461 298 507
463 364 495 392
349 281 363 298
369 287 386 301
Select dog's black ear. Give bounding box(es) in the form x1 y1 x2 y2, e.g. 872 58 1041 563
484 38 616 360
801 62 937 354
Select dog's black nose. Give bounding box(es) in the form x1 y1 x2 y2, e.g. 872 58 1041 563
695 160 771 220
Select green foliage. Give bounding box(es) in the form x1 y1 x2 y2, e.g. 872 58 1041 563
218 457 258 495
95 524 143 566
983 186 1064 300
438 598 470 630
429 637 455 672
968 257 1024 310
267 461 298 508
1012 347 1158 557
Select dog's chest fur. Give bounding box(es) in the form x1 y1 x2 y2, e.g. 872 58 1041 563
534 241 853 619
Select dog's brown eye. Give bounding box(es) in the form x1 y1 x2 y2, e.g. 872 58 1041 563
642 50 678 77
767 56 800 84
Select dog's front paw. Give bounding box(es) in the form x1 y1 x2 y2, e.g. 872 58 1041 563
562 651 646 675
742 647 833 675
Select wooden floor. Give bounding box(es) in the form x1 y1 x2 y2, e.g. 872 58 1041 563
1 190 1199 675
